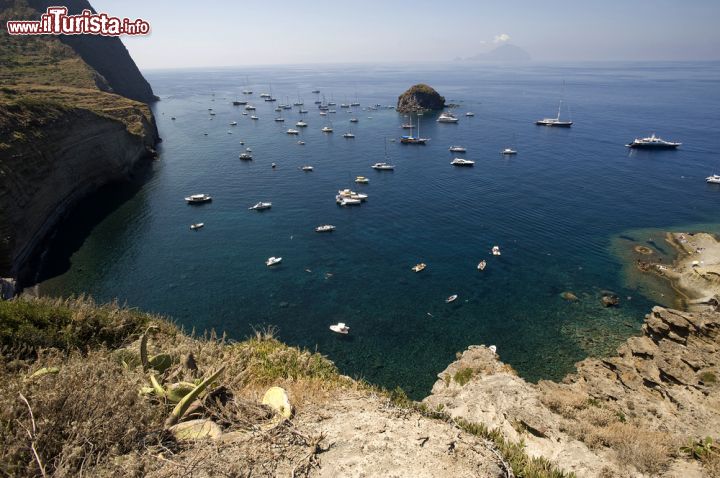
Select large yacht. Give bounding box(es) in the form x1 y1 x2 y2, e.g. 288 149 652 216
185 193 212 203
536 100 572 127
451 158 475 167
371 162 395 170
706 174 720 184
626 134 681 149
437 112 459 123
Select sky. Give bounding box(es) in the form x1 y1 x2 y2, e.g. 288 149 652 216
89 0 720 69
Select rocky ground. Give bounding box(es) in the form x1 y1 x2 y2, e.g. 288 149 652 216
424 306 720 477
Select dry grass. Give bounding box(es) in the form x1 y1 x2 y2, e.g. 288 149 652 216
540 383 678 475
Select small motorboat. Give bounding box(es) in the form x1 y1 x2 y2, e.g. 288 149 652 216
492 246 501 256
501 148 517 155
477 260 487 271
246 147 252 152
249 202 272 211
287 129 300 135
245 105 256 110
337 196 362 206
250 115 259 120
240 141 245 145
451 158 475 167
329 322 349 334
301 165 313 171
242 112 248 116
445 294 458 303
315 224 336 232
337 189 367 201
171 116 176 120
190 223 205 230
266 256 282 267
412 263 426 273
343 133 355 138
275 117 285 122
296 120 308 127
350 118 359 123
239 152 253 160
707 174 720 184
355 176 369 184
271 163 277 169
465 112 475 117
321 126 333 133
449 146 466 152
229 121 237 126
185 194 212 204
298 141 306 145
371 162 395 170
437 112 459 123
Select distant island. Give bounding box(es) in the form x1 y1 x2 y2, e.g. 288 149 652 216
396 84 445 113
461 44 532 62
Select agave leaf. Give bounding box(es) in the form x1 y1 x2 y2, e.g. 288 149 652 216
165 382 197 403
168 419 222 440
165 366 225 427
149 374 166 398
140 325 159 372
28 367 60 380
148 354 173 373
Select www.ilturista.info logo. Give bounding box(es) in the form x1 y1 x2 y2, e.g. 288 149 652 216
5 6 150 36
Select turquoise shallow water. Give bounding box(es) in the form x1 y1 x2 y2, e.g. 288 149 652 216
38 62 720 397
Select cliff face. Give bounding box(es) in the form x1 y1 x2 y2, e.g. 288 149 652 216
396 84 445 113
26 0 157 103
0 0 158 282
424 306 720 477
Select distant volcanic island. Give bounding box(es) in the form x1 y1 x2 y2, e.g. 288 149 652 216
396 84 445 113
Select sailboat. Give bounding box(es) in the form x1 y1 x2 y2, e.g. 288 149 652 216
536 100 573 127
400 115 429 144
242 76 253 95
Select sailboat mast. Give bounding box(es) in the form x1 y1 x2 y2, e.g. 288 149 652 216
557 100 562 121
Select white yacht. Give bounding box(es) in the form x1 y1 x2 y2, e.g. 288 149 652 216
343 132 355 138
239 152 252 160
321 126 333 133
536 100 573 127
337 196 362 206
451 158 475 167
245 105 256 111
301 165 313 171
190 223 205 230
185 194 212 204
501 148 517 155
449 146 466 153
706 174 720 184
355 176 369 184
229 121 237 126
296 120 308 127
350 118 359 123
371 162 395 170
250 115 259 120
329 322 349 334
315 225 336 232
274 117 285 122
286 129 300 135
626 134 681 149
266 256 282 266
492 246 501 256
437 112 459 123
465 112 475 117
260 93 271 98
249 202 272 211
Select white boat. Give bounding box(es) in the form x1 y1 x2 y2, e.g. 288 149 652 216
250 115 259 120
343 133 355 138
298 141 306 145
492 246 501 256
371 162 394 170
706 174 720 184
319 111 327 116
274 117 285 122
329 322 349 334
229 121 237 126
271 163 276 169
465 112 475 117
209 112 216 116
451 158 474 166
301 165 313 171
477 260 487 271
337 189 368 201
242 112 248 116
449 146 466 152
437 112 459 123
185 194 212 204
626 134 681 149
355 176 369 184
321 126 333 133
501 148 517 155
266 256 282 266
249 202 272 211
239 152 252 160
445 294 458 303
315 224 336 232
245 105 256 110
412 263 426 273
190 223 205 230
260 93 271 98
350 118 359 123
287 129 300 135
337 196 362 206
246 147 252 152
296 120 308 127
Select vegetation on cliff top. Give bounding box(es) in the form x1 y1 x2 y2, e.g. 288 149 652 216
0 296 573 477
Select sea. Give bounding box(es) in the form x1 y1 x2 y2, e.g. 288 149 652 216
37 61 720 398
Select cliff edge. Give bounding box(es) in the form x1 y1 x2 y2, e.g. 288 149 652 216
0 1 158 283
424 306 720 477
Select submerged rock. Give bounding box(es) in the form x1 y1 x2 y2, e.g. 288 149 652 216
601 294 620 307
560 291 579 302
396 84 446 113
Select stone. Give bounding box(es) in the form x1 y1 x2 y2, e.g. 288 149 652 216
262 386 293 419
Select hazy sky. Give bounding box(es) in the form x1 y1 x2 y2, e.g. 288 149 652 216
90 0 720 68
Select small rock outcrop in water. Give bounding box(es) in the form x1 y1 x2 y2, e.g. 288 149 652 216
396 84 445 113
424 306 720 477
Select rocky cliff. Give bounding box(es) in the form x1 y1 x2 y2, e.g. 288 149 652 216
424 306 720 477
0 0 158 283
397 84 446 113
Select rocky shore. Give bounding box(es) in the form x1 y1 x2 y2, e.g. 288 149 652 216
424 306 720 477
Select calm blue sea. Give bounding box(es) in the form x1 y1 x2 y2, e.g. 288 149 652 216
38 62 720 397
